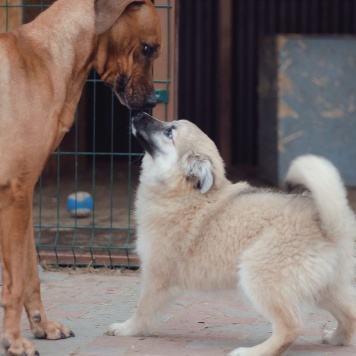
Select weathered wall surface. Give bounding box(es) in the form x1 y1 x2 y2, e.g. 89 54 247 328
259 36 356 186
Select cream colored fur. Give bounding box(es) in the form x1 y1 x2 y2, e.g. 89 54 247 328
108 114 356 356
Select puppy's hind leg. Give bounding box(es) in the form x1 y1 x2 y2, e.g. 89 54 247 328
229 304 302 356
319 286 356 346
230 254 303 356
107 272 179 337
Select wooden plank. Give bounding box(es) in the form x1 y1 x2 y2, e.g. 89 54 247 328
217 0 232 165
38 251 140 267
152 0 177 121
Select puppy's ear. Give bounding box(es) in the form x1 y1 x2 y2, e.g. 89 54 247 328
184 153 214 194
95 0 144 35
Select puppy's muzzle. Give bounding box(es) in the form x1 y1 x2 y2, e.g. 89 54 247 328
132 112 164 133
132 112 166 157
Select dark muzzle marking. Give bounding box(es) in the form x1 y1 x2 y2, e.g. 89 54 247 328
133 112 165 157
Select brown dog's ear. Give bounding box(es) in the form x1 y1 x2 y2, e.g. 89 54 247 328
94 0 144 35
183 153 214 194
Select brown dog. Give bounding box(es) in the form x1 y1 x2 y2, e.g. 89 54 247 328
0 1 161 355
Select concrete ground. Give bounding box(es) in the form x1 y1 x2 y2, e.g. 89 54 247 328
0 269 355 356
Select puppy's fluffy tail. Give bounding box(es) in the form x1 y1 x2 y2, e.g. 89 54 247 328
285 154 355 241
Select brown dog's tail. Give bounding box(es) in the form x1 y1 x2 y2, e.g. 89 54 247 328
285 154 356 243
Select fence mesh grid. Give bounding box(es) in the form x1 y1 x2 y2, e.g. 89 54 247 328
1 0 171 268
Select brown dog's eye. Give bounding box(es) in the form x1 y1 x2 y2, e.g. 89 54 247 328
142 44 155 58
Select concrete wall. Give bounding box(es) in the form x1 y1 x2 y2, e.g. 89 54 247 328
259 36 356 186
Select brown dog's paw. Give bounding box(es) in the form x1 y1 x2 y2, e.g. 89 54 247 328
32 320 75 340
1 334 39 356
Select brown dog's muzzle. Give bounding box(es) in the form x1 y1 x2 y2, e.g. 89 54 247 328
144 92 158 108
113 74 157 110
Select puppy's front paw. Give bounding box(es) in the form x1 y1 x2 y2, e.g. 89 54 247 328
322 329 345 346
228 347 252 356
106 319 144 337
107 322 131 336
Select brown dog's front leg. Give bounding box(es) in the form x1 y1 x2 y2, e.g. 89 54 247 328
0 187 39 356
23 225 75 341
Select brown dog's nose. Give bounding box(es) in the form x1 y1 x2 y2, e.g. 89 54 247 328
145 92 157 108
133 111 145 120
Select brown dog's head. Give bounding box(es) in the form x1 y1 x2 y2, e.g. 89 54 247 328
94 0 162 110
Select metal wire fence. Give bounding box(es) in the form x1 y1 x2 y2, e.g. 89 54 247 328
1 0 172 268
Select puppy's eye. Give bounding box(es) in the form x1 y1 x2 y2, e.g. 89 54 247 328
142 44 155 58
164 128 173 139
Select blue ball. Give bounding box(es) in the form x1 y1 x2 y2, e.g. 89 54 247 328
67 192 94 217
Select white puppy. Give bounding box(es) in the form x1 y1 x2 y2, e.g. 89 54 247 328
108 112 356 356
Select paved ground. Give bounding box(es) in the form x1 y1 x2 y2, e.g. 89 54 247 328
0 269 355 356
